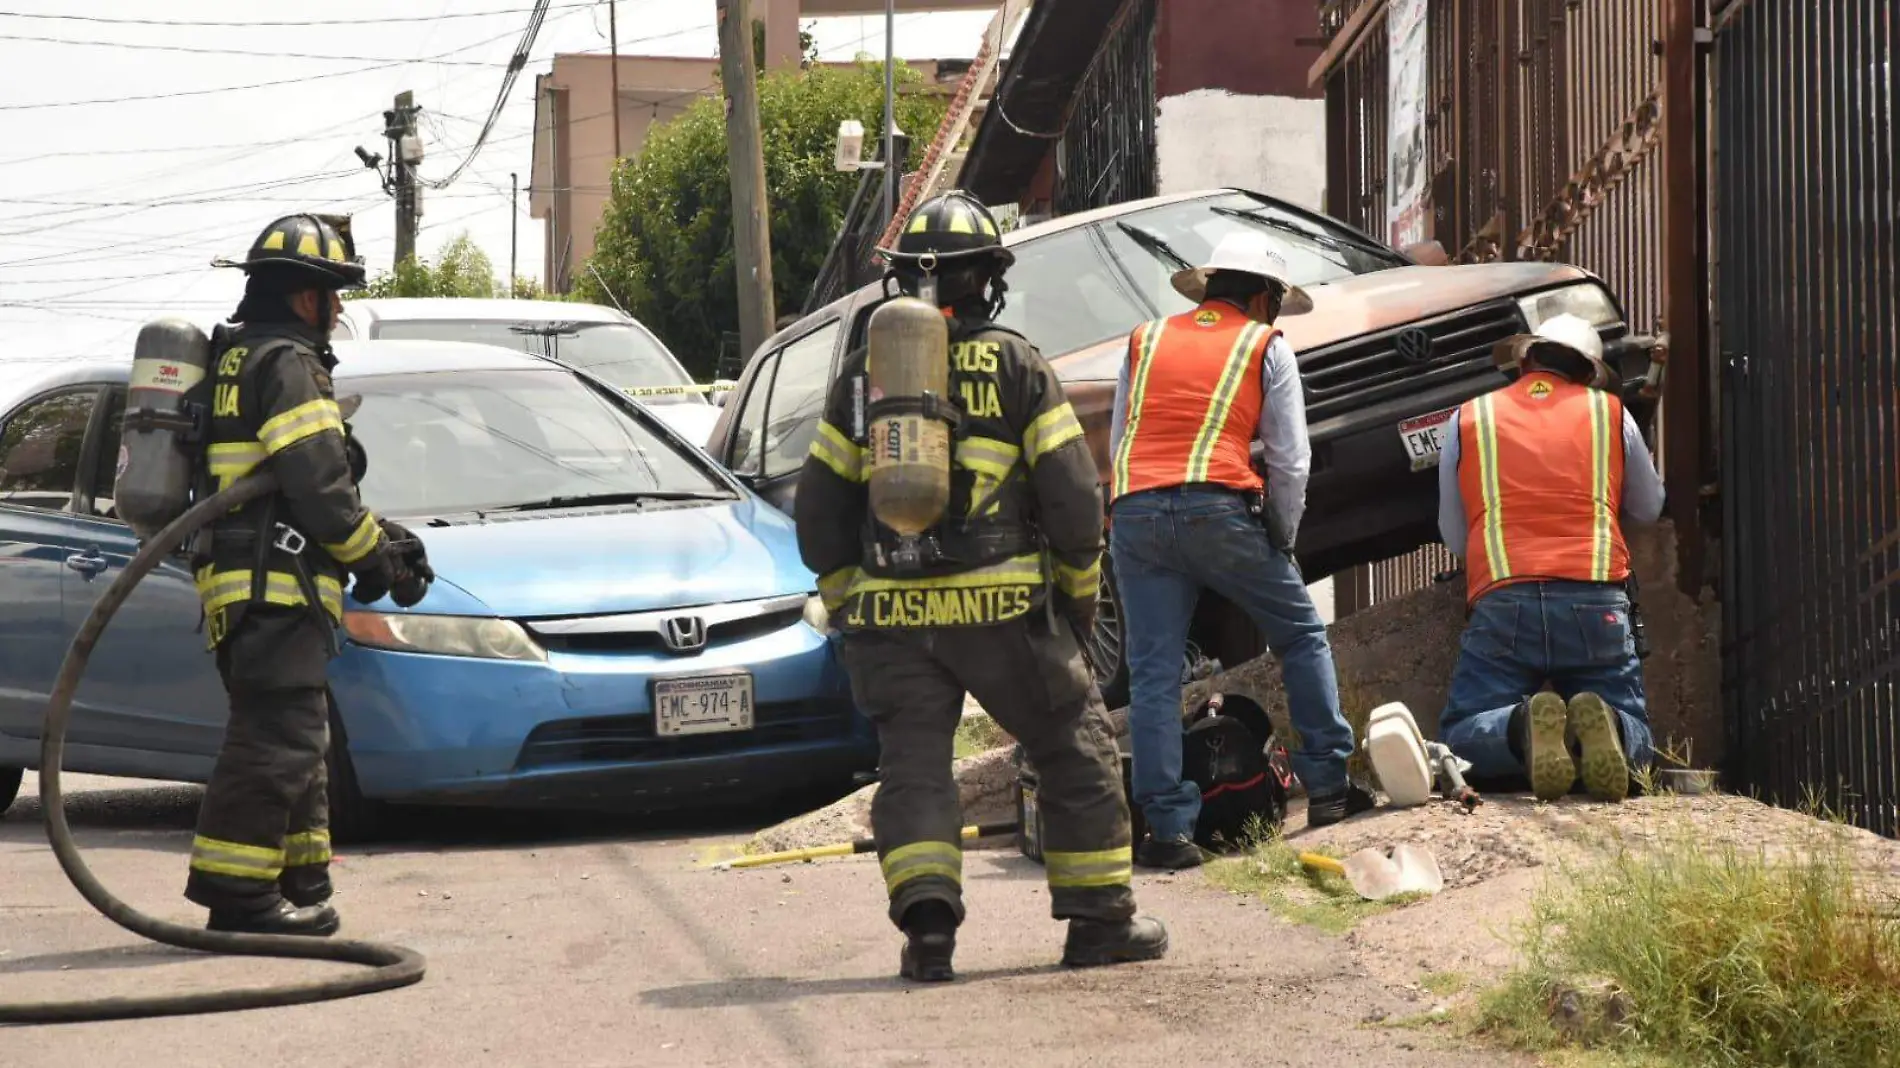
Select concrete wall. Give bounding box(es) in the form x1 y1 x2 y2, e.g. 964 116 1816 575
1154 90 1327 211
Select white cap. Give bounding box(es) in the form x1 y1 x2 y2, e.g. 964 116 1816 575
1170 230 1314 316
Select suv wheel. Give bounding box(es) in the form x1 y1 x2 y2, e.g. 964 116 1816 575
0 767 21 815
1089 559 1132 709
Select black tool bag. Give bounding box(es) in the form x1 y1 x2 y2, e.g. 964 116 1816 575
1183 695 1289 850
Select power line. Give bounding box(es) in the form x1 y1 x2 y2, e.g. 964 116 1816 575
0 3 599 28
0 33 516 65
0 20 546 111
416 0 554 190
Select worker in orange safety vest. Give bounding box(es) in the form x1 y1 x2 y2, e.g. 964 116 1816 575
1108 231 1371 872
1435 312 1666 803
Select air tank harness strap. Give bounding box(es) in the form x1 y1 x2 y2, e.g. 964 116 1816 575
863 390 964 433
226 500 340 657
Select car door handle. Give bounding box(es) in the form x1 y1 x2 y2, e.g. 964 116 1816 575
65 550 109 578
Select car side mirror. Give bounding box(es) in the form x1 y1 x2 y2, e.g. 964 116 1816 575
1403 240 1451 267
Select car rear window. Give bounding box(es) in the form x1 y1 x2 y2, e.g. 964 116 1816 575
369 319 705 406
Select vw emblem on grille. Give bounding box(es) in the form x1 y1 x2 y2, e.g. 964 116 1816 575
1394 328 1437 365
660 615 708 653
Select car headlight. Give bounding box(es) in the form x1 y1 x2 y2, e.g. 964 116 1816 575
343 612 548 662
1518 284 1621 332
802 595 831 633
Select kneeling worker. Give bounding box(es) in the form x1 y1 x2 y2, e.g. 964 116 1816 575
1109 232 1369 871
795 192 1166 982
1436 313 1664 801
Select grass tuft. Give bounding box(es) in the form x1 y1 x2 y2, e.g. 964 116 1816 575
953 712 1013 760
1478 822 1900 1067
1203 819 1429 934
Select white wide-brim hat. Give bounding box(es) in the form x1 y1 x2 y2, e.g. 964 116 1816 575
1170 231 1315 316
1490 312 1612 389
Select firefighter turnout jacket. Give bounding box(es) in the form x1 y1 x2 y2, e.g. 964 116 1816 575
195 321 385 646
1456 370 1631 606
796 315 1102 630
1110 302 1282 501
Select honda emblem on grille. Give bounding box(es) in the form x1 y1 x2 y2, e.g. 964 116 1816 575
1394 328 1437 365
660 615 708 653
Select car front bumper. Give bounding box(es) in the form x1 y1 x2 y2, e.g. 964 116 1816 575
327 618 876 808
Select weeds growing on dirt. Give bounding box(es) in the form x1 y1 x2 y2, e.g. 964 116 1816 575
1479 822 1900 1067
953 712 1012 760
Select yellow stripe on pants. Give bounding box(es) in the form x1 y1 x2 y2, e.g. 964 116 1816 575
189 835 285 881
1045 846 1133 889
881 840 962 895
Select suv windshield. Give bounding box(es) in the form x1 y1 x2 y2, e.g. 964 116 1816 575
345 367 728 517
369 319 707 406
995 192 1409 356
1102 192 1408 319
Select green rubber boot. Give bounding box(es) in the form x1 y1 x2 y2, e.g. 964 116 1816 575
1526 692 1576 802
1568 692 1630 802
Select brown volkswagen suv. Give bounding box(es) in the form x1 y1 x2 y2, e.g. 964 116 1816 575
705 189 1653 706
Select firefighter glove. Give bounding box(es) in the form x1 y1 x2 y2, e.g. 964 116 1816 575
382 519 433 608
348 546 398 605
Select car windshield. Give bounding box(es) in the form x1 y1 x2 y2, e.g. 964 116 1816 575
344 367 729 517
1101 192 1409 320
368 319 707 406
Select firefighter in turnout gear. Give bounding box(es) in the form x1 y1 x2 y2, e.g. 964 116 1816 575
795 192 1168 981
189 214 433 936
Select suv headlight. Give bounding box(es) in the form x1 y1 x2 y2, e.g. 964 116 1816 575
344 612 548 662
803 595 831 633
1518 284 1621 332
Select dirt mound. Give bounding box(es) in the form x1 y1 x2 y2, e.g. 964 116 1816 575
747 745 1020 855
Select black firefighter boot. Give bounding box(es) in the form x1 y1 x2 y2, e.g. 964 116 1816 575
898 900 957 983
1061 914 1170 968
208 898 342 937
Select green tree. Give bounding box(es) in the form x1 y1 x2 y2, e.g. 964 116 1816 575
350 232 505 300
579 60 949 379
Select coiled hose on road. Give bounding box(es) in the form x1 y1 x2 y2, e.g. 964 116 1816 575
0 474 426 1025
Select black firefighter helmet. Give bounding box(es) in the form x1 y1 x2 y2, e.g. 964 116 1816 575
215 214 368 291
879 191 1015 273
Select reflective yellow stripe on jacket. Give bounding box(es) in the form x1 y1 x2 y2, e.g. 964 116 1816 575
258 398 344 456
1184 323 1268 483
323 513 382 566
189 835 284 881
195 566 344 620
841 552 1046 628
206 441 267 491
808 420 864 483
1588 388 1614 582
881 840 962 895
1053 558 1100 601
1469 395 1512 582
816 566 858 613
1023 402 1084 466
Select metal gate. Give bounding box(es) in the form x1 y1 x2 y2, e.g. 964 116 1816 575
1715 0 1898 835
1052 0 1158 216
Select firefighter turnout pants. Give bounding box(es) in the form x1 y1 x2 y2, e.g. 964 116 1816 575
184 605 335 912
841 615 1136 929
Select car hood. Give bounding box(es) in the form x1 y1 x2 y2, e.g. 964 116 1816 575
387 497 815 619
1049 262 1591 382
643 402 722 450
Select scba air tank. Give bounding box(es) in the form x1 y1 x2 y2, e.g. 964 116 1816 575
865 295 952 536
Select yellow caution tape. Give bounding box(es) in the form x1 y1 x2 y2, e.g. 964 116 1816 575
623 382 735 397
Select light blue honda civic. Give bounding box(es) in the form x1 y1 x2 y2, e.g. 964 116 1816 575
0 340 874 838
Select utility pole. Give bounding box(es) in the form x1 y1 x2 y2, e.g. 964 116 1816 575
716 0 776 362
883 0 897 230
609 1 623 162
510 172 519 298
384 91 422 266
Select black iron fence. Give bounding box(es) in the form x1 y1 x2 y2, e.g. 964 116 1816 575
1052 0 1158 216
1715 0 1898 836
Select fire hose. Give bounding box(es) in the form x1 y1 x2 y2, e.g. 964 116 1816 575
0 473 425 1026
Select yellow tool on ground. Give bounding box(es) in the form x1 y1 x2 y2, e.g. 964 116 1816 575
717 822 1019 871
1299 844 1445 901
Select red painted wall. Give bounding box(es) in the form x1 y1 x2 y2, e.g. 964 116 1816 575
1154 0 1324 100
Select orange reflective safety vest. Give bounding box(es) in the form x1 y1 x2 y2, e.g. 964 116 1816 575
1111 301 1280 502
1458 371 1630 606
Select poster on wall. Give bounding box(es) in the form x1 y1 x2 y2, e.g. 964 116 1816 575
1386 0 1430 249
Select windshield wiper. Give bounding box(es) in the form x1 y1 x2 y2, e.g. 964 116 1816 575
491 490 732 512
1114 221 1195 273
1210 205 1397 261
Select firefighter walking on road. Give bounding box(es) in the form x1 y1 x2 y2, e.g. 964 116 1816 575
795 192 1167 982
188 215 432 936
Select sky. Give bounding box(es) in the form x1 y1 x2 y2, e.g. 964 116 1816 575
0 1 996 367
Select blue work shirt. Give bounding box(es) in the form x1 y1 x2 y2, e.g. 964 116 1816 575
1108 318 1311 541
1436 401 1667 558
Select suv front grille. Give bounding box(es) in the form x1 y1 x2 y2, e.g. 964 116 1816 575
516 700 857 768
1299 301 1525 423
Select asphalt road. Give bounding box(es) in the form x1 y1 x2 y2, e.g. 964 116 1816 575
1 774 1523 1067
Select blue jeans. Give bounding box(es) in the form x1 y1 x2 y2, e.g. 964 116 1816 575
1439 580 1655 779
1109 487 1354 841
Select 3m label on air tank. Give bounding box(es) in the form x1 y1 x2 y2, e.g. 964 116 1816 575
130 357 206 396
